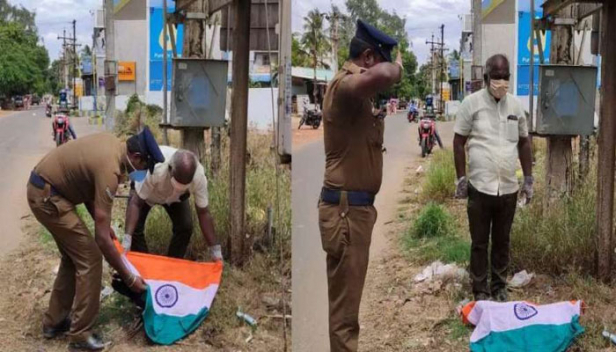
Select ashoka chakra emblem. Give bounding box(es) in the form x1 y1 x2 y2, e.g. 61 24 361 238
513 302 538 320
155 284 179 308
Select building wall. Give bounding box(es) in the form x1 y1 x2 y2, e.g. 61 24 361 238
114 19 148 97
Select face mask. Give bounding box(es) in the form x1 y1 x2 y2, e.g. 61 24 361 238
127 156 148 182
171 177 190 193
489 79 509 100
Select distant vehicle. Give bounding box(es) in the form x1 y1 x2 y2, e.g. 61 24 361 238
298 98 322 130
398 99 408 110
13 95 24 109
31 95 41 105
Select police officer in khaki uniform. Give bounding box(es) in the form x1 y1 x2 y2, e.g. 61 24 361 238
319 19 403 352
27 127 164 351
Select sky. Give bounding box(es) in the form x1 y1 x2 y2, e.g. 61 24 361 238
11 0 101 61
292 0 471 66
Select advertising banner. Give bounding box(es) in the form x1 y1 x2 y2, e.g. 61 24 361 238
516 1 551 96
149 5 183 91
119 61 136 81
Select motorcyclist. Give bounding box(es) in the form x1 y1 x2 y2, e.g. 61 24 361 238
52 108 77 142
418 113 444 148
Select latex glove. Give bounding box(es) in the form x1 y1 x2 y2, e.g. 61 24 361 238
520 175 534 203
455 176 468 199
209 244 223 262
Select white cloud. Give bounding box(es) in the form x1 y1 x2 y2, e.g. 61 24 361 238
11 0 101 61
292 0 470 65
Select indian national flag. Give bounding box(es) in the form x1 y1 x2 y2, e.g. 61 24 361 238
461 300 584 352
116 241 223 345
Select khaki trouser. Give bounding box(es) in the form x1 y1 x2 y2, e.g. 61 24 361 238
27 183 102 343
318 193 377 352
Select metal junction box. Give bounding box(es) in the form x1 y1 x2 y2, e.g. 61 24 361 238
170 59 229 128
534 65 598 136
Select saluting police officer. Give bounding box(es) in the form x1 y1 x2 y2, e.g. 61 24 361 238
27 127 164 351
319 19 403 352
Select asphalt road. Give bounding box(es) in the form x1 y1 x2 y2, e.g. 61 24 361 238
0 106 104 257
292 111 455 351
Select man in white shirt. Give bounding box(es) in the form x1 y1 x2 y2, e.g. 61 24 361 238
453 54 533 302
124 146 222 261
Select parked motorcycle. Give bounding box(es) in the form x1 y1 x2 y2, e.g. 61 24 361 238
418 117 437 158
53 113 71 147
299 100 322 129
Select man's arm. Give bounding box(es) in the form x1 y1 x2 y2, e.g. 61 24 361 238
94 206 147 291
518 136 532 176
125 189 146 236
338 52 403 100
453 133 468 179
196 205 218 248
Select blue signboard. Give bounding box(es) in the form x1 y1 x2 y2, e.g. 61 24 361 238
149 5 184 91
516 4 551 96
81 57 93 75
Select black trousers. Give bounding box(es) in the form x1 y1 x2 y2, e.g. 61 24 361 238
129 192 193 259
467 184 518 296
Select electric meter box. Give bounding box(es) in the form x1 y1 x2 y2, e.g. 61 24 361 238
170 58 229 128
534 65 598 136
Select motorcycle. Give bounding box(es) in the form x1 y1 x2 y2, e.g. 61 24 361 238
299 100 322 129
418 117 437 158
53 113 71 147
407 109 419 123
45 103 52 118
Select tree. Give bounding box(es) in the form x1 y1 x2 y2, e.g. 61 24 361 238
291 35 311 67
301 9 331 103
345 0 380 24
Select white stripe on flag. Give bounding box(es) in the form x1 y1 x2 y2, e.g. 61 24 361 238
145 279 219 317
470 301 581 343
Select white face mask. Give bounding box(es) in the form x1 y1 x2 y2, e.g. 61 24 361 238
489 79 509 100
170 177 190 193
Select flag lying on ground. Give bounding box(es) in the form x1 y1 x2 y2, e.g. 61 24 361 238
115 241 223 345
461 300 584 352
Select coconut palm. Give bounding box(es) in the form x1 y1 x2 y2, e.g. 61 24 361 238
301 9 331 105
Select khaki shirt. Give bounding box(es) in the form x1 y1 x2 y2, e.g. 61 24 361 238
135 146 209 208
322 62 385 194
34 133 126 212
454 89 528 196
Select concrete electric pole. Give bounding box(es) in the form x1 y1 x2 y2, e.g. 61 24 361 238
104 0 116 131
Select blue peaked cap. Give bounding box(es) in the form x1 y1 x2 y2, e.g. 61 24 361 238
135 126 165 173
355 19 398 62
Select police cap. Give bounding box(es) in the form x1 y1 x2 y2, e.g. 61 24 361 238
354 19 398 62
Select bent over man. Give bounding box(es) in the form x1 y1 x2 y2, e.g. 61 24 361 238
27 127 164 351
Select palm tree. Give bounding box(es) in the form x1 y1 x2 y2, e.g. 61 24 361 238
301 9 331 105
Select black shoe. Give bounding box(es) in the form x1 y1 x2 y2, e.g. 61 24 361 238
68 335 105 351
474 293 491 301
111 273 145 309
493 289 509 302
42 318 71 339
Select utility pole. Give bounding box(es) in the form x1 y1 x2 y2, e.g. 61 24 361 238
428 34 435 95
162 0 169 145
440 24 445 113
472 0 482 66
73 19 77 109
104 0 116 131
277 0 292 163
177 0 208 161
545 5 574 204
327 11 339 73
229 0 251 266
596 2 615 282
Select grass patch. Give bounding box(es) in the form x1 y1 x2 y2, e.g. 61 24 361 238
421 149 456 203
403 203 470 265
510 143 596 276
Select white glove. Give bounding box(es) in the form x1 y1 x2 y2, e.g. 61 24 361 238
520 176 534 203
209 244 223 262
122 234 132 251
455 176 469 199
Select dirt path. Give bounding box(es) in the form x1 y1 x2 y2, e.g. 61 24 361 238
292 115 323 150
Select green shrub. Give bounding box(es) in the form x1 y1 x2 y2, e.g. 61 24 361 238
421 149 456 203
410 202 456 239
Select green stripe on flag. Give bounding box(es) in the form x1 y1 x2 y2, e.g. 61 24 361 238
142 286 210 345
470 316 584 352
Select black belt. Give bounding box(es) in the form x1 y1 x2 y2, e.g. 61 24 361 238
320 188 375 206
29 171 61 197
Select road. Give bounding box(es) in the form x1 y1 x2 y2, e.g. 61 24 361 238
292 111 454 351
0 106 104 257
